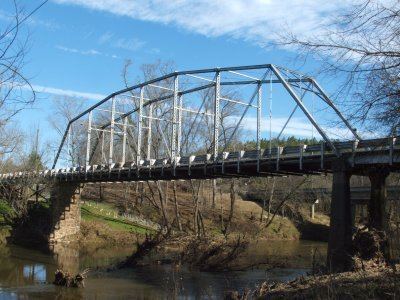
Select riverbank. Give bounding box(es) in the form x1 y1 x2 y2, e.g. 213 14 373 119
0 196 304 261
246 263 400 299
0 200 13 244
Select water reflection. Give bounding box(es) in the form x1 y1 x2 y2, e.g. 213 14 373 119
23 264 46 283
0 240 327 299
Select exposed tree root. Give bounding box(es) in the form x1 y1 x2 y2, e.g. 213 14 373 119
53 268 89 288
181 235 249 271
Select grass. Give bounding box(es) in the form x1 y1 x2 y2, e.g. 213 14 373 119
264 215 301 240
81 201 153 235
0 200 15 224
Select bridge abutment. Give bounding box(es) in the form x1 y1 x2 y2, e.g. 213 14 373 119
49 182 82 244
328 159 353 272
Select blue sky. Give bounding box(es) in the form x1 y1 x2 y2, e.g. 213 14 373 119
1 0 361 160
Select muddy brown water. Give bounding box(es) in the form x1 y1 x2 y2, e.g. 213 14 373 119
0 240 327 299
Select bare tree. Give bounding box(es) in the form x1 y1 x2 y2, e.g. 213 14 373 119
121 59 177 160
172 181 183 231
281 0 400 132
49 97 86 166
223 179 237 236
0 1 36 163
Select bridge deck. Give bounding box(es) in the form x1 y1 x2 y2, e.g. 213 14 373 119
2 137 400 184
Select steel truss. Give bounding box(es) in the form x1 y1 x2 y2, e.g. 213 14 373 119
53 64 360 169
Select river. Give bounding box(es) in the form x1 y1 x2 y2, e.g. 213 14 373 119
0 240 327 299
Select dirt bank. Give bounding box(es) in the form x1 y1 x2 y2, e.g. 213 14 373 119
78 220 140 250
248 264 400 299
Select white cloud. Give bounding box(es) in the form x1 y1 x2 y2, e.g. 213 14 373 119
51 0 355 46
236 116 357 139
148 48 161 54
98 31 146 52
98 31 114 44
114 37 146 51
56 45 119 59
31 84 106 100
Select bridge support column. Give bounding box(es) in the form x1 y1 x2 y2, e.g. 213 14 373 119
368 168 390 259
49 182 82 244
328 159 353 272
368 168 389 231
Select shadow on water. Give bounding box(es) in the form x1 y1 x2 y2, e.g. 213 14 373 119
0 240 327 299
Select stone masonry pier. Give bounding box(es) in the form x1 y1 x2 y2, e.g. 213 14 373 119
49 182 81 244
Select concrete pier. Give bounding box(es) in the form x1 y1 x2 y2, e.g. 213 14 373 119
328 159 353 272
368 168 390 232
368 168 390 259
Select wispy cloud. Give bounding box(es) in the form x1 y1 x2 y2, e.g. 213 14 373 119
114 38 146 51
31 84 106 100
98 31 114 44
56 45 119 59
0 9 59 30
52 0 355 47
98 31 146 52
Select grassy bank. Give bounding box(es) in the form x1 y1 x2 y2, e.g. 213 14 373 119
81 201 153 234
78 201 155 249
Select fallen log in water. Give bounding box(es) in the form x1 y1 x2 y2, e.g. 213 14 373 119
53 268 90 288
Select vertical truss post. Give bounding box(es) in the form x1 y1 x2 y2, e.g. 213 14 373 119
171 76 179 175
109 97 115 165
257 83 262 172
85 111 92 166
177 95 183 156
213 71 221 160
137 87 144 165
67 127 71 165
268 73 273 154
171 76 179 159
101 131 105 164
147 104 153 159
122 116 127 165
